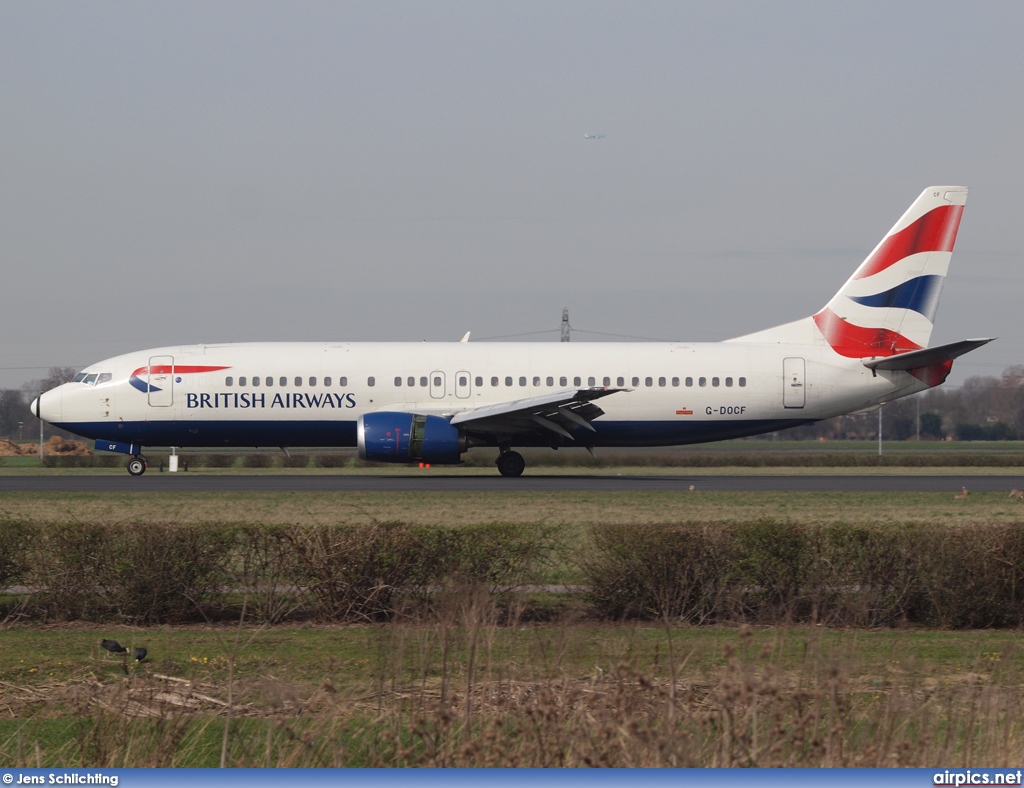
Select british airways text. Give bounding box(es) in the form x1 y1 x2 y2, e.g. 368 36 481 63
186 392 357 409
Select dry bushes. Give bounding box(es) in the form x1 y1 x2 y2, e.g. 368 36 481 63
0 521 556 624
27 523 235 622
6 518 1024 629
584 520 1024 628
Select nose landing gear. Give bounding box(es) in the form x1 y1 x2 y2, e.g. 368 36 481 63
127 456 148 476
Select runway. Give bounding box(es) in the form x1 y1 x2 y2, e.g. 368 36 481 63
1 474 1020 493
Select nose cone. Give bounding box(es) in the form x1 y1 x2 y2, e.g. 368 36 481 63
33 389 63 424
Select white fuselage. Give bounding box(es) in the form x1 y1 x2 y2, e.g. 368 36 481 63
37 339 923 451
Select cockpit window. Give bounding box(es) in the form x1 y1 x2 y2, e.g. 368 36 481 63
73 373 87 383
96 373 112 385
82 374 98 385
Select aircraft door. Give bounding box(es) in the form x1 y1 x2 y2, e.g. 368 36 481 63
148 355 174 407
430 371 446 399
455 370 471 399
783 357 805 409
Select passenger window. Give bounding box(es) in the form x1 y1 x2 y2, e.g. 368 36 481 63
324 376 332 386
645 377 653 387
617 377 624 387
588 376 595 386
491 376 499 386
712 377 720 387
672 377 679 387
252 376 260 387
367 377 375 387
97 373 112 385
573 376 581 386
340 376 348 386
420 376 428 387
658 377 666 387
686 377 693 387
294 377 302 387
265 376 273 386
225 377 233 386
310 377 317 386
519 376 527 387
407 376 415 387
739 377 747 387
546 376 554 386
725 377 733 387
632 377 639 387
434 376 442 387
239 377 247 386
395 377 402 387
603 377 610 387
280 377 287 387
560 376 567 386
505 376 513 386
533 376 541 386
461 375 469 387
475 376 483 387
699 377 706 387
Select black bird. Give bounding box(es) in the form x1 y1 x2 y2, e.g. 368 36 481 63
134 647 147 663
101 639 128 654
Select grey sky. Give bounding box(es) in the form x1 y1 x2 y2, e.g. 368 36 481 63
2 1 1021 389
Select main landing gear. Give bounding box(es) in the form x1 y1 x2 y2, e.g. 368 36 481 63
496 449 525 478
127 455 148 477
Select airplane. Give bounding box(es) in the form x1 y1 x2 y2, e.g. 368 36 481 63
32 186 992 478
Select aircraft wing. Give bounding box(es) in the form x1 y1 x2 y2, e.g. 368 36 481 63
861 338 995 371
449 388 625 442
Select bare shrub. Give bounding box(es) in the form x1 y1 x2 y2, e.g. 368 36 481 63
914 523 1024 628
283 523 424 621
231 525 304 623
200 454 237 468
99 523 235 623
584 523 734 622
29 523 113 620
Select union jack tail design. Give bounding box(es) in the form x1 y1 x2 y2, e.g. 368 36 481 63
813 186 967 358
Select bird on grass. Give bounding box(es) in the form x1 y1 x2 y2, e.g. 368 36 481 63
101 640 148 664
101 639 127 655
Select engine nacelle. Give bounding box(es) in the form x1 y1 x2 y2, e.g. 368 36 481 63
357 412 465 464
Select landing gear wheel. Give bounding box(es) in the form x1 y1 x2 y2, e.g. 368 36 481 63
127 457 147 477
496 450 526 478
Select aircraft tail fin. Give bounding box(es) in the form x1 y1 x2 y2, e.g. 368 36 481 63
812 186 967 357
728 186 968 353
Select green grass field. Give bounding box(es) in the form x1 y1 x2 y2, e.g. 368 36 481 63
3 489 1024 529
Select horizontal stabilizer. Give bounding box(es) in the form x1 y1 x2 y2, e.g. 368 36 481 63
862 338 994 371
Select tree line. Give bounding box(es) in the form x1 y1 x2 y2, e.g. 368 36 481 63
3 365 1024 443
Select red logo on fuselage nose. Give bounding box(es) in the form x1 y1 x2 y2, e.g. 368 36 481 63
129 365 230 393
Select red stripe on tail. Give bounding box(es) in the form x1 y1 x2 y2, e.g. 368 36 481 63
854 204 963 280
812 308 923 358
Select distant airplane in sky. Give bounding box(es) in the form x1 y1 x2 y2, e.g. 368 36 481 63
584 133 605 139
32 186 991 477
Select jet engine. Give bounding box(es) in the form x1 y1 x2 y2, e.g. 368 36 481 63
357 412 465 464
